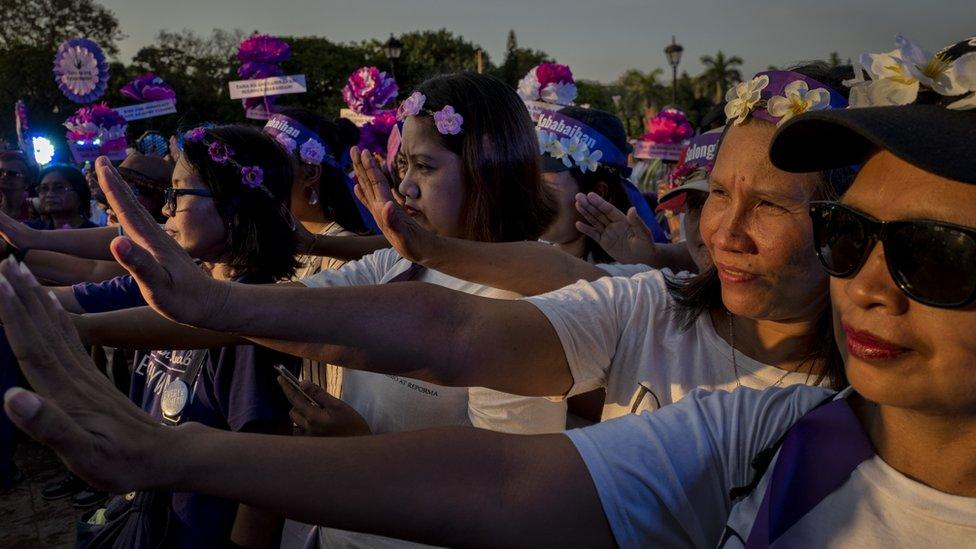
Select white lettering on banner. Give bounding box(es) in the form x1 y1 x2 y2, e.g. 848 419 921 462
113 99 177 121
536 113 597 149
228 75 307 99
684 141 718 163
264 117 301 138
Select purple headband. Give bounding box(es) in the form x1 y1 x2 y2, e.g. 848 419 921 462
725 70 848 127
263 114 337 169
536 111 628 172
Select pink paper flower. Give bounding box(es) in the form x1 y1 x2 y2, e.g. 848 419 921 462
535 63 575 89
397 91 426 120
642 108 694 144
433 105 464 135
342 66 399 115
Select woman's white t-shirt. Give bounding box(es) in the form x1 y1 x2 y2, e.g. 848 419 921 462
566 385 976 548
524 269 825 421
282 248 567 549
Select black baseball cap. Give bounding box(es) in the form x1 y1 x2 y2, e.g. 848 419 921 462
770 36 976 185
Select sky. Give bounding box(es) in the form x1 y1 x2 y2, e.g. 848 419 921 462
100 0 975 83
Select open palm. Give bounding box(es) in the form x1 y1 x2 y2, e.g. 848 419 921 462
574 192 657 265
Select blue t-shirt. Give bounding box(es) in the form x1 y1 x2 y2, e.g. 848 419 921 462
72 275 147 313
86 274 298 548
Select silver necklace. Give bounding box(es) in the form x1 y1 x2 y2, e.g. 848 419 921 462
727 311 795 389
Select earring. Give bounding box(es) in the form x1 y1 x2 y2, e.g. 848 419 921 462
308 188 319 206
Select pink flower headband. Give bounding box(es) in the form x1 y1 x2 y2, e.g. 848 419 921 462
396 91 464 135
184 127 271 195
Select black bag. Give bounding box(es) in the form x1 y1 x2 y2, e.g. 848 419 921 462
75 491 174 549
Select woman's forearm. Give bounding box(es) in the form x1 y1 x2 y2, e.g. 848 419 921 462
26 250 125 285
30 226 119 260
211 281 572 396
422 238 607 296
174 424 613 548
306 234 389 261
79 306 247 349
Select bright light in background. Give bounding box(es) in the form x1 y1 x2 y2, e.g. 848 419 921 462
31 136 55 166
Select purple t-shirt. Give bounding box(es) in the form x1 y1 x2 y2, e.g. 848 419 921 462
72 275 147 313
88 275 298 548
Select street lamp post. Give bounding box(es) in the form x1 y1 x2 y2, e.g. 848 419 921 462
383 34 403 79
664 35 683 105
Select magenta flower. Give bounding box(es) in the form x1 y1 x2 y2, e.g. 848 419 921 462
397 91 426 120
241 166 264 188
208 142 233 164
185 127 207 143
358 111 397 155
342 66 399 115
433 105 464 135
642 108 694 144
535 63 575 89
237 34 291 66
121 73 177 103
63 103 127 142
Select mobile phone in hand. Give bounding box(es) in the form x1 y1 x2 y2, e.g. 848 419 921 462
274 364 319 407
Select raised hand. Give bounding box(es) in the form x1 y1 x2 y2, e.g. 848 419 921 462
350 146 438 264
575 192 658 265
94 156 228 326
278 377 371 437
0 258 174 493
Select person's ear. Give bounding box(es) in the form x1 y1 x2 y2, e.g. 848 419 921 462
594 180 610 199
300 164 322 189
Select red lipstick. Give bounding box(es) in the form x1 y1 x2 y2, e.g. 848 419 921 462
843 325 909 361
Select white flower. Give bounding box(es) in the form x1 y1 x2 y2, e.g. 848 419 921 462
576 147 603 173
724 75 769 125
559 136 584 168
545 137 567 161
537 130 557 155
766 80 832 125
517 70 541 102
541 82 577 105
947 52 976 110
896 35 967 97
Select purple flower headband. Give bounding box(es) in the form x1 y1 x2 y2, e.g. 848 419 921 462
262 114 332 168
724 70 848 127
396 91 464 135
183 127 271 194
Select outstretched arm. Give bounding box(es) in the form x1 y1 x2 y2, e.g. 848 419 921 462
74 305 246 349
0 259 613 548
95 156 572 397
350 147 606 295
0 209 120 260
24 250 127 285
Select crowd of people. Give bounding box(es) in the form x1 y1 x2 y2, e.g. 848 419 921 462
0 32 974 548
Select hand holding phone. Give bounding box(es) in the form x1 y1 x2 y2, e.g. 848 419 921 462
274 364 320 408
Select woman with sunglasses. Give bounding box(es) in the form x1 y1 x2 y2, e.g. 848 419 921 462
4 39 976 545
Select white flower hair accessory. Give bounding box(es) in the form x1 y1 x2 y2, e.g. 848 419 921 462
536 130 602 173
724 75 770 126
766 80 832 126
396 91 465 135
845 35 976 110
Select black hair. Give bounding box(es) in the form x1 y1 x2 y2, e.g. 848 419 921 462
179 125 298 281
0 150 38 187
665 62 858 390
414 73 557 242
39 164 91 218
274 107 371 235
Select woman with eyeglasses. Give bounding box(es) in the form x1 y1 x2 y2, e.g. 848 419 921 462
3 43 976 546
34 165 97 230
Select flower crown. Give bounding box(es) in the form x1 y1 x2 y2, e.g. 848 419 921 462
184 127 272 195
518 63 578 106
396 91 464 135
844 35 976 110
725 71 847 127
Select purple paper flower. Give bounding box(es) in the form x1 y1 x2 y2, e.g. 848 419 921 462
64 103 127 142
299 139 326 165
397 91 426 120
358 111 397 155
237 35 291 66
433 105 463 135
208 142 233 164
241 166 264 188
53 38 110 103
275 133 297 152
535 63 574 89
185 127 207 143
121 72 177 103
342 66 399 115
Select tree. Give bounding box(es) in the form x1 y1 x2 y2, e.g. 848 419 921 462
496 30 551 87
0 0 124 55
699 51 743 104
828 51 842 68
615 69 666 137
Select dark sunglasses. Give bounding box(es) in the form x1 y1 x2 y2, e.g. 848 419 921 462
810 201 976 309
164 187 213 216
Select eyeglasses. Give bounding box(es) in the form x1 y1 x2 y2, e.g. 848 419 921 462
809 201 976 309
0 169 25 180
164 187 213 216
37 183 75 195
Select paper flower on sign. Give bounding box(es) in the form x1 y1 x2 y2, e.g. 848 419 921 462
725 75 769 125
518 63 577 105
342 67 399 115
237 34 291 112
359 111 397 155
642 108 694 143
433 106 464 135
300 139 326 165
845 35 976 110
766 80 832 125
53 38 110 103
397 92 426 120
64 103 127 154
121 73 177 103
